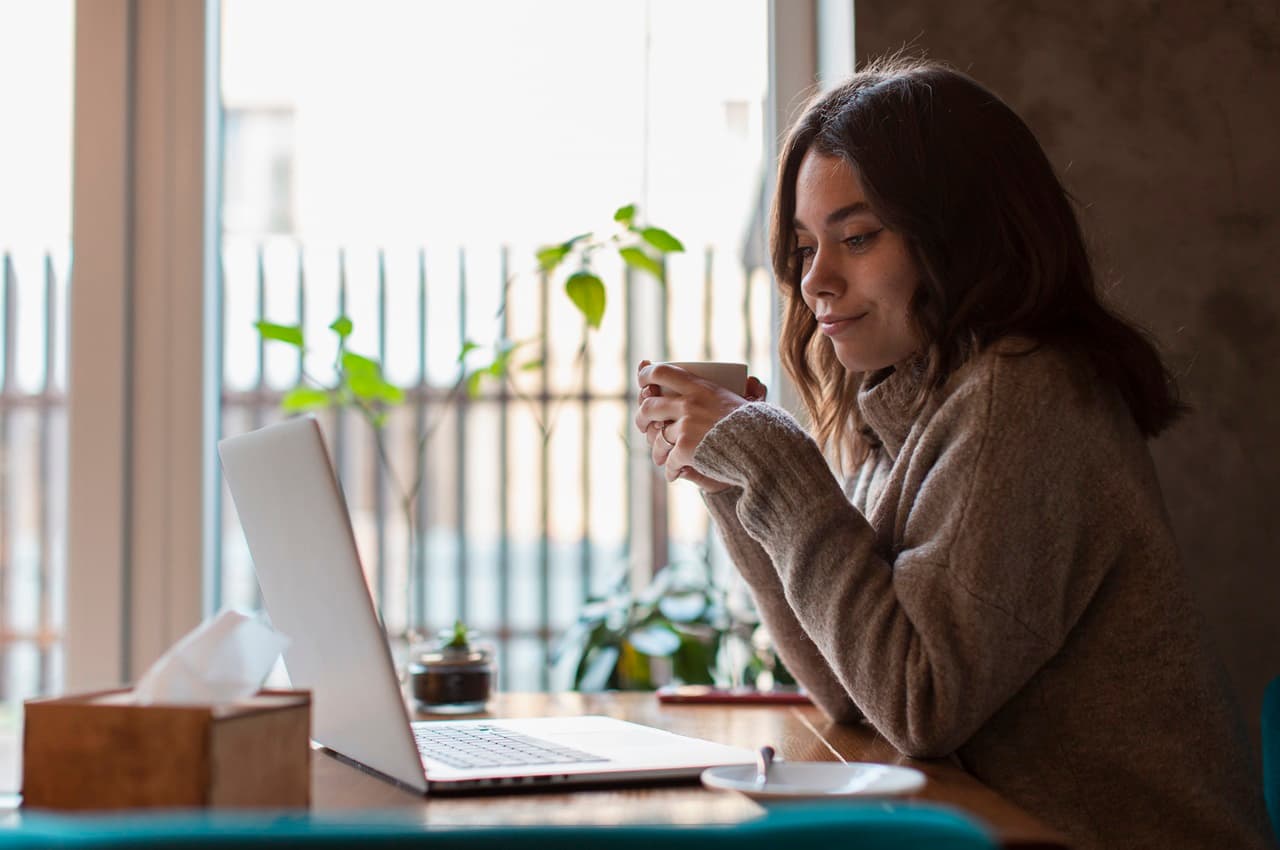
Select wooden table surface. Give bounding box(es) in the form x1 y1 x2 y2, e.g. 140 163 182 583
308 692 1070 849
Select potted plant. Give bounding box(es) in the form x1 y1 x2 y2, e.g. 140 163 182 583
552 552 796 692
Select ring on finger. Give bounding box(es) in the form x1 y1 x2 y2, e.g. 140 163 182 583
661 421 674 445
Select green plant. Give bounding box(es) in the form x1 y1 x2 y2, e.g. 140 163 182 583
534 203 684 329
443 619 472 650
553 554 796 692
253 204 684 632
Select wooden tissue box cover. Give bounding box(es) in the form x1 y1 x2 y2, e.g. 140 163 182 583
22 688 311 810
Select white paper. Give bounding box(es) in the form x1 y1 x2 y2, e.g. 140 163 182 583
131 608 289 705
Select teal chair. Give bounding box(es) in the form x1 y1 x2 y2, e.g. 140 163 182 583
1265 674 1280 843
0 802 995 849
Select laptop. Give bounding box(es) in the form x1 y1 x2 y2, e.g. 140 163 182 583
217 415 756 794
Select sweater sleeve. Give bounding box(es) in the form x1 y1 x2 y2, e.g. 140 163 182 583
691 358 1117 758
701 487 861 722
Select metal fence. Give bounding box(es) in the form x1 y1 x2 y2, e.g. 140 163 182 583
0 237 774 698
0 250 68 702
216 236 776 691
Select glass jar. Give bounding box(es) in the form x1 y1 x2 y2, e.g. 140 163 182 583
408 630 495 714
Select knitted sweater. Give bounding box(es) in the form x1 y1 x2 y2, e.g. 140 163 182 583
693 341 1273 850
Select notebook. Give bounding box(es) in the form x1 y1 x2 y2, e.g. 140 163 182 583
217 415 756 794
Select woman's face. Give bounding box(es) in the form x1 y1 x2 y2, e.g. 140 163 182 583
794 151 920 373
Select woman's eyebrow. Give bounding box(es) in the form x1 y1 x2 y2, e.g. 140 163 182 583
793 201 873 232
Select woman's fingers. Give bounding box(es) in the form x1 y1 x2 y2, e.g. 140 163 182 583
746 376 767 402
634 394 680 434
637 362 705 396
648 422 672 466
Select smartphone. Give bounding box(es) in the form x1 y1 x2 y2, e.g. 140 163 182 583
655 684 812 705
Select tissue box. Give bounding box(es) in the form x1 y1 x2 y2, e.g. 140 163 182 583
21 688 311 810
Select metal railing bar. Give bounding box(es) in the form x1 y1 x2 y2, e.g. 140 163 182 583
374 249 388 618
0 253 15 689
249 244 267 611
0 392 67 407
1 253 11 390
0 628 61 649
497 245 512 688
211 249 227 613
220 385 634 408
653 256 670 572
702 246 714 362
702 247 717 556
37 253 56 694
454 246 468 623
537 267 551 689
253 244 267 417
295 245 306 383
622 266 636 584
333 248 348 489
579 321 591 604
413 248 428 632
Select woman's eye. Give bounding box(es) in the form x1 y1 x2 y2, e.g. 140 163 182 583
843 229 883 250
793 245 816 263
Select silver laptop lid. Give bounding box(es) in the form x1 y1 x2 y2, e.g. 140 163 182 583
218 415 428 793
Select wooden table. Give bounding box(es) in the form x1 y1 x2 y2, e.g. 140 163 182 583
309 692 1069 849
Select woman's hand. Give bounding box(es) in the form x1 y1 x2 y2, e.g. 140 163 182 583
634 360 767 492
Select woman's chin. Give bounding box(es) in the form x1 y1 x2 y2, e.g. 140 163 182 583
835 350 896 375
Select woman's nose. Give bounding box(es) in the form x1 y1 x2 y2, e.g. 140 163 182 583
800 248 844 301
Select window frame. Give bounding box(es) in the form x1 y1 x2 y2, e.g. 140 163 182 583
65 0 219 689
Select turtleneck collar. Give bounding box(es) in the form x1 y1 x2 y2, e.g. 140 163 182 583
855 354 927 460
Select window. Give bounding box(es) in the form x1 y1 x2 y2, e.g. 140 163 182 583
216 0 773 689
54 0 834 694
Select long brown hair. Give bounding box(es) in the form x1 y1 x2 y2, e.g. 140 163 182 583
773 56 1185 469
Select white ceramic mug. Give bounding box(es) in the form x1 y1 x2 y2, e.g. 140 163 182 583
655 361 749 397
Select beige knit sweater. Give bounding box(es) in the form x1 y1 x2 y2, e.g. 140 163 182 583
693 341 1273 850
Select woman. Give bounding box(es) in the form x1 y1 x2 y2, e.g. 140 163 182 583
635 58 1272 850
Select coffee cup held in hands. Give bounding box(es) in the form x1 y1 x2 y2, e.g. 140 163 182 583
656 361 748 397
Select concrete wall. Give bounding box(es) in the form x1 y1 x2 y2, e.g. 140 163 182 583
853 0 1280 743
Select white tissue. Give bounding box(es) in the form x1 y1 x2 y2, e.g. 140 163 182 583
131 608 290 705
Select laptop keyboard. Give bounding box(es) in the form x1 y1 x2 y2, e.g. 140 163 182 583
414 724 610 769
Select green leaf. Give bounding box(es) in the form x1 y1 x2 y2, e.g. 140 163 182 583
457 340 481 362
577 645 621 692
281 387 331 413
658 591 707 623
618 246 664 283
536 244 570 273
254 321 304 348
328 316 353 338
520 359 544 372
565 271 606 328
342 351 380 379
536 233 592 273
640 226 685 253
628 624 682 657
671 631 718 685
616 642 652 689
466 370 486 399
446 620 470 648
379 382 405 404
341 351 402 407
613 204 637 226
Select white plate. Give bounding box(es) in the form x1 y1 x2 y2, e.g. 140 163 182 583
701 761 926 800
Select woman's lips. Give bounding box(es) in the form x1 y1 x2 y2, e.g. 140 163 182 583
818 313 867 335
